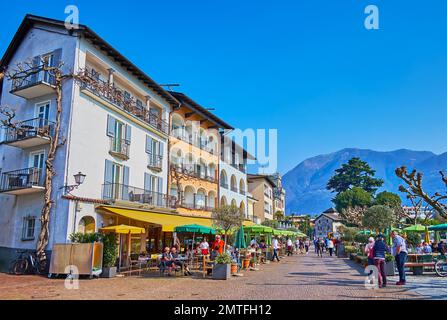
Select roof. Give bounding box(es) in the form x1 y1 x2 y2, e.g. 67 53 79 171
169 91 233 130
0 14 179 108
247 173 277 188
315 213 343 222
323 207 338 214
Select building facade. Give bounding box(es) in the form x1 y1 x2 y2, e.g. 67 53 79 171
247 174 276 223
0 15 257 270
314 208 344 239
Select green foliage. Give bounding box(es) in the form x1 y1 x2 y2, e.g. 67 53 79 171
69 232 102 243
354 234 370 244
374 191 402 208
344 245 358 254
362 205 395 232
334 187 372 212
338 226 360 242
327 157 384 194
69 232 118 268
385 254 394 262
102 233 118 268
262 219 279 229
405 232 422 247
215 253 232 264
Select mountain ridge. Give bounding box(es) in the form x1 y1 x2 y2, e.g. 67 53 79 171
283 148 445 215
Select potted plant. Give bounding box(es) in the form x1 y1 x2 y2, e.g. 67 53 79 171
385 254 395 276
213 253 232 280
101 233 118 278
230 263 238 274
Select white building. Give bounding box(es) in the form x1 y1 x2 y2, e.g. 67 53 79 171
314 208 344 239
0 15 178 270
219 137 253 219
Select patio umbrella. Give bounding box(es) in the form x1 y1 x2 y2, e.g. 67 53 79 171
99 225 145 271
234 225 247 249
357 230 375 235
403 224 427 233
174 224 216 234
424 226 430 243
428 223 447 231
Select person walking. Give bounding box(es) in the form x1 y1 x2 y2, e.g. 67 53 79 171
364 237 375 270
286 237 293 256
327 238 335 257
316 238 323 257
295 238 300 254
391 231 408 285
373 234 389 288
314 238 318 253
271 236 280 262
304 239 310 254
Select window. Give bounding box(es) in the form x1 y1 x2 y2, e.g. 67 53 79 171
22 216 36 241
29 150 45 170
36 101 50 121
41 53 54 83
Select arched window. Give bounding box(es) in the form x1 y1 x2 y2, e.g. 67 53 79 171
220 170 228 188
183 186 195 207
208 191 217 209
78 216 95 234
239 179 246 195
230 175 238 192
220 196 228 206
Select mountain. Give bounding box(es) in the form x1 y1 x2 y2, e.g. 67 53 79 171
283 148 447 215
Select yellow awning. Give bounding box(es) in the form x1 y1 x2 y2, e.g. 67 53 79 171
99 224 145 234
98 206 254 232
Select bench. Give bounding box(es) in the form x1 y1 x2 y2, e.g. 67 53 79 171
202 256 214 278
405 262 436 275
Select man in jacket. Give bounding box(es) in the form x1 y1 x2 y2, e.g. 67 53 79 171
391 231 408 285
373 235 389 288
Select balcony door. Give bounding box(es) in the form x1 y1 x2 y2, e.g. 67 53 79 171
41 53 54 84
113 120 125 152
36 101 50 128
28 150 45 186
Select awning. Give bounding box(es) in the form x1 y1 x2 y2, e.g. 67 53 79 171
99 224 145 234
97 206 254 232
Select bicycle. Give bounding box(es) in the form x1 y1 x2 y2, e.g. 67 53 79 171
10 250 45 275
434 254 447 277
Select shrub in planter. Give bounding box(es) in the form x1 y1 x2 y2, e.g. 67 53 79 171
385 254 395 276
354 234 370 245
213 253 232 280
101 234 118 278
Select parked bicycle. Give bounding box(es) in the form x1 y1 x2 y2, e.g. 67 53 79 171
434 254 447 277
10 250 45 275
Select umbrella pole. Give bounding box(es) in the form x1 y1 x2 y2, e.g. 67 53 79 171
118 234 122 272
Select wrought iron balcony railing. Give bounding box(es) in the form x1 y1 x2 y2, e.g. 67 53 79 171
0 167 43 192
109 137 130 160
102 182 176 209
3 118 55 144
148 153 163 170
77 68 169 135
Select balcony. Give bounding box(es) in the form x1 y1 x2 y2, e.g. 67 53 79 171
102 182 176 209
2 118 55 149
171 131 216 155
10 67 56 99
231 163 246 173
0 168 45 195
77 69 169 135
148 153 163 171
109 137 130 160
170 164 217 183
180 202 214 212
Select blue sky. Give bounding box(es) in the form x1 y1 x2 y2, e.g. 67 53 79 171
2 1 447 174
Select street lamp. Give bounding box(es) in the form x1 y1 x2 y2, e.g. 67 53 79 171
61 172 86 194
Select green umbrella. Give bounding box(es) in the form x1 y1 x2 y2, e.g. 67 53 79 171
244 225 274 234
357 230 375 235
234 225 247 249
174 224 216 234
403 224 427 233
429 223 447 231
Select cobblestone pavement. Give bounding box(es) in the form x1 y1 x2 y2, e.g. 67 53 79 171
0 252 427 300
387 274 447 300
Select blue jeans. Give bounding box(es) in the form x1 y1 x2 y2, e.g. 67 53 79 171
395 252 408 282
271 249 280 261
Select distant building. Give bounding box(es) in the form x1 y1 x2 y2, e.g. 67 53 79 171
314 208 344 239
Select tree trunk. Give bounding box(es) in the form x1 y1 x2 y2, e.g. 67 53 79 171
36 72 63 269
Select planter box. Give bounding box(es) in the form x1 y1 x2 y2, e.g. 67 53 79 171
213 264 231 280
385 261 395 276
101 266 117 278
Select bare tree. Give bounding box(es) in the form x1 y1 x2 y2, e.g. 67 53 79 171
396 166 447 219
340 206 367 228
168 162 202 208
3 58 69 269
212 205 244 248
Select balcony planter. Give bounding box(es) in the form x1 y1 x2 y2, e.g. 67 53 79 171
101 266 117 278
385 260 396 276
212 264 230 280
